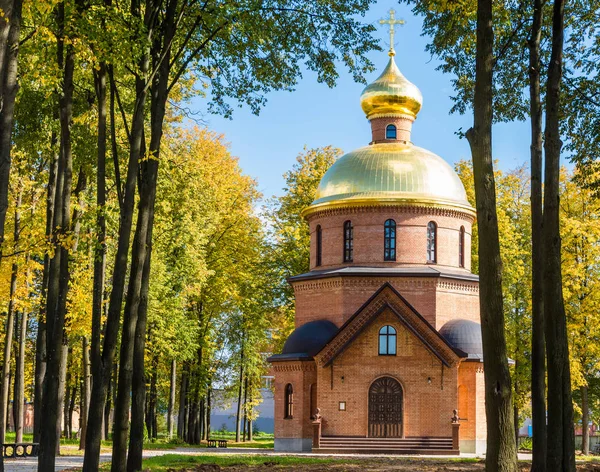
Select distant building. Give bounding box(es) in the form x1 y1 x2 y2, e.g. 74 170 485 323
210 377 274 433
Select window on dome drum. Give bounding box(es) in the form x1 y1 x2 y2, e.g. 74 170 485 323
379 325 397 355
459 226 465 268
316 225 323 266
343 220 353 262
427 221 437 263
384 219 397 261
284 384 293 419
386 124 397 139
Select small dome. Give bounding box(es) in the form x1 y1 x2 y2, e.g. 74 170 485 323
304 142 473 215
360 56 423 120
439 319 483 360
282 320 338 357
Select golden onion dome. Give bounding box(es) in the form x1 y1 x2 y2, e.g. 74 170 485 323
303 143 474 217
360 56 423 120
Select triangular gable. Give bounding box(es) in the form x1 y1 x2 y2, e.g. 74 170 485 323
314 282 466 368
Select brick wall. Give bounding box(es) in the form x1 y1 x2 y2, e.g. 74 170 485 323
314 309 458 438
370 116 414 143
272 360 316 440
457 361 487 452
308 207 473 271
293 276 479 329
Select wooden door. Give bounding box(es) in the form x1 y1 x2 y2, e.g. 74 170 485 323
368 377 403 438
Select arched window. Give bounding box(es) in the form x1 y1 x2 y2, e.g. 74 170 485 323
386 124 397 140
384 219 396 261
459 226 465 268
378 325 397 355
343 220 353 262
284 384 294 419
316 225 322 267
427 221 437 263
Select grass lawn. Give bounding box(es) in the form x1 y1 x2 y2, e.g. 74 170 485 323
207 432 274 449
99 454 600 472
102 454 359 471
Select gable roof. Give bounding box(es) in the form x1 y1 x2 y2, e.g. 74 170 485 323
314 282 466 368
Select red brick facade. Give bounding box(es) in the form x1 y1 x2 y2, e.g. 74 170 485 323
271 202 486 453
308 207 473 271
270 51 486 454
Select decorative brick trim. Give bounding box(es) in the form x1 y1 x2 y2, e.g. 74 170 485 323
292 277 476 294
436 281 479 293
305 204 475 223
272 361 316 372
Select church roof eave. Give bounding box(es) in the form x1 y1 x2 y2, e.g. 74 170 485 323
288 266 479 284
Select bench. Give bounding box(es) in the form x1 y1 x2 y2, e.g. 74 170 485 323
206 439 228 448
592 443 600 455
3 443 40 458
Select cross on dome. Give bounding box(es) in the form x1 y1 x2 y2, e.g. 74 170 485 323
379 8 405 57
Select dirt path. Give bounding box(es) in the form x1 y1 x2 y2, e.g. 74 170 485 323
180 459 600 472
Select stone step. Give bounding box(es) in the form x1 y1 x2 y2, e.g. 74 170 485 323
314 447 460 456
320 437 452 445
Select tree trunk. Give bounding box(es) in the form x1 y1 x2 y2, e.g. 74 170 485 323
242 376 248 442
34 134 58 444
89 57 107 449
83 13 150 470
465 0 518 470
39 12 75 466
14 260 29 443
235 368 243 443
543 1 575 470
151 363 157 439
103 367 112 441
581 385 589 455
168 360 176 439
1 187 21 443
528 0 546 469
114 2 178 468
127 243 153 472
206 387 211 438
68 384 77 439
80 336 91 449
178 367 188 439
59 345 70 441
0 0 23 261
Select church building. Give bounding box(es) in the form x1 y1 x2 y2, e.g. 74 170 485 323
268 20 487 455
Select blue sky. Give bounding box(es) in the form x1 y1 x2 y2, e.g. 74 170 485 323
190 1 532 199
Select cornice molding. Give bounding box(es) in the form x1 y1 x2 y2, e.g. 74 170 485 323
304 203 475 223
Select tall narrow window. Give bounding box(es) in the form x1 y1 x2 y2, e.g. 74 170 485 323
316 225 322 267
427 221 437 263
384 219 396 261
343 220 353 262
386 124 397 139
284 384 294 418
459 226 465 268
378 325 397 355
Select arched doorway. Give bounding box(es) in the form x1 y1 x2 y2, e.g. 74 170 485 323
368 377 403 438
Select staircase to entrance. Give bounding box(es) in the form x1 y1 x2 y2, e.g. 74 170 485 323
314 436 459 455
